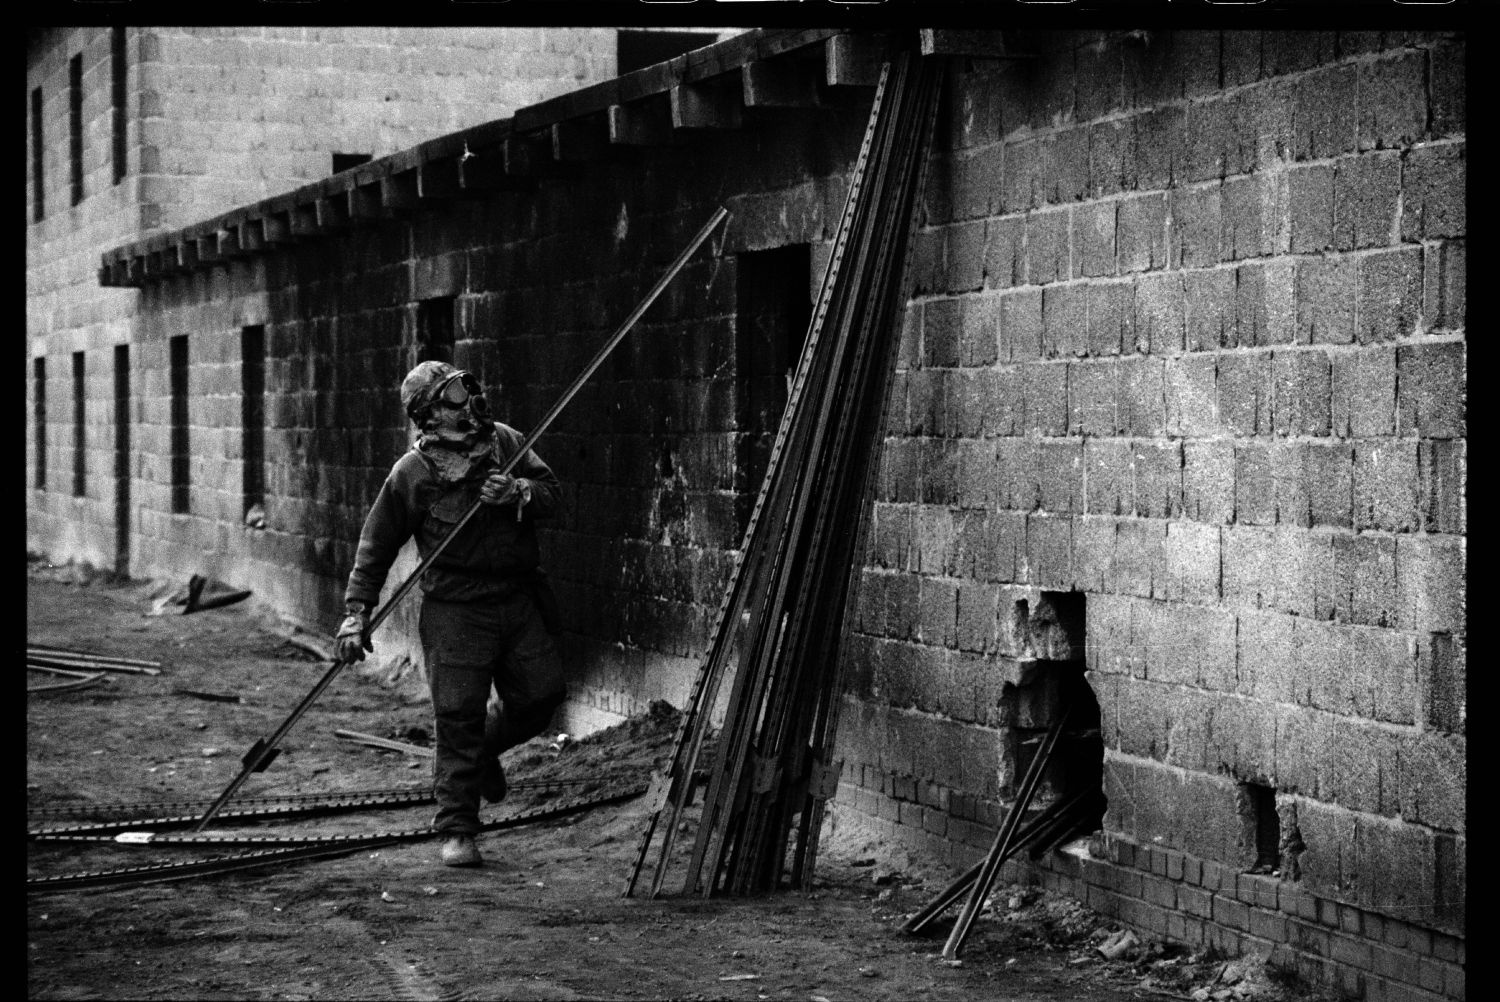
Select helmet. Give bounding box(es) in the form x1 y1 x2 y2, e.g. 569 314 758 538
400 361 460 421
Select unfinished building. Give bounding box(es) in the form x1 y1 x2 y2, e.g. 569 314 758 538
32 27 1465 1001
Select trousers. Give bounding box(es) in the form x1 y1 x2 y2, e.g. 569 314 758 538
418 591 567 835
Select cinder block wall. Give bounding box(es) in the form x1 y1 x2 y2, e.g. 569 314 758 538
63 28 1462 1000
123 102 866 717
830 29 1464 1002
27 26 621 573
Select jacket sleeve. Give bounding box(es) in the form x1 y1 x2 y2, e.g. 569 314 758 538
499 425 563 519
345 461 420 608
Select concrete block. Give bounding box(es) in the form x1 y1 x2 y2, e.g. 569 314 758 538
1085 281 1132 357
1358 51 1428 151
1330 154 1401 256
1044 284 1090 361
1295 255 1357 346
1182 440 1234 525
1165 356 1219 438
1305 442 1354 528
1116 192 1168 274
1220 173 1278 261
1216 352 1273 436
1422 238 1465 335
1132 105 1184 191
1188 268 1236 354
1233 77 1297 172
1234 443 1277 526
1272 349 1331 437
1429 37 1465 138
1086 438 1128 516
1287 163 1335 253
1331 347 1396 439
1022 362 1069 436
1352 439 1419 532
1111 517 1166 599
1000 288 1044 362
1069 360 1117 436
1088 117 1138 198
1026 207 1071 285
1048 128 1090 205
1293 64 1358 160
946 220 987 294
1400 141 1465 241
979 509 1024 583
1415 632 1464 735
1132 271 1184 355
1023 513 1073 590
1160 520 1219 605
996 437 1038 512
1235 259 1296 347
1035 439 1083 515
1073 201 1118 279
1396 535 1464 635
1357 246 1424 344
1395 341 1465 439
1131 439 1181 519
922 297 963 369
1118 358 1167 439
1322 532 1399 627
1237 610 1297 702
958 295 1000 368
984 215 1025 290
1169 185 1222 269
1181 95 1232 183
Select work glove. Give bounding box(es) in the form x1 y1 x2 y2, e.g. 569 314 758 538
335 601 374 663
480 473 532 520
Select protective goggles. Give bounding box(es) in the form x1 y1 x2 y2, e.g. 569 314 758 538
436 372 486 409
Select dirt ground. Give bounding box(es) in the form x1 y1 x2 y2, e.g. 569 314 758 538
27 559 1340 1002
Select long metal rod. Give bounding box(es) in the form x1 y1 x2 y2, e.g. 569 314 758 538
901 786 1093 935
941 704 1073 960
189 207 729 833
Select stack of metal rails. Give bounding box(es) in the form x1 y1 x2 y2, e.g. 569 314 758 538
627 44 943 899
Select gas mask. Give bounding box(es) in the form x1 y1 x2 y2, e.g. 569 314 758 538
417 371 492 450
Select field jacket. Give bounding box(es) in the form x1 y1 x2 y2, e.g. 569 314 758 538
344 422 563 610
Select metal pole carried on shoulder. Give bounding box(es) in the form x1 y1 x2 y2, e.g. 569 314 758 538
191 206 730 832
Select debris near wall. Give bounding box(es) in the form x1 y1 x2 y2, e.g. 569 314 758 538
628 43 944 899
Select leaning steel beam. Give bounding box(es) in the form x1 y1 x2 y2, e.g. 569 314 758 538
190 207 729 833
624 62 893 901
29 782 645 892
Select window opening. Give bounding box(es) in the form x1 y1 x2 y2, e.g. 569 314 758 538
415 297 456 365
1240 781 1282 875
72 351 86 497
170 335 189 514
31 87 44 222
616 30 721 76
734 245 812 536
69 54 83 206
332 152 372 175
34 357 46 489
114 345 130 574
1004 591 1105 858
111 27 127 185
242 326 266 528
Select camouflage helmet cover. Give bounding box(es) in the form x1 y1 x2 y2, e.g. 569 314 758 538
399 361 461 420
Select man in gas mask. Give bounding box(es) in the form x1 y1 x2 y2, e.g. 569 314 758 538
336 361 567 867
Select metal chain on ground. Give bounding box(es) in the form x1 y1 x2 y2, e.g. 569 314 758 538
28 780 646 893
